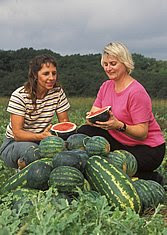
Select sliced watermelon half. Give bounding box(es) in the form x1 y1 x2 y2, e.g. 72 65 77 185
51 122 77 140
86 106 111 124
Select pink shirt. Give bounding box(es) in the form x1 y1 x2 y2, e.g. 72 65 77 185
94 80 165 147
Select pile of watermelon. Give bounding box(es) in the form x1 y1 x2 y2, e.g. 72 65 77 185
0 132 165 214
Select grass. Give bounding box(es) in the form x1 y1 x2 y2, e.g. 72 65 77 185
0 96 167 234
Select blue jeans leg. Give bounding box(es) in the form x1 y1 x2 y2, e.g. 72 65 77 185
0 137 40 168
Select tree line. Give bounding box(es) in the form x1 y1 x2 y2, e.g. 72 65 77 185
0 48 167 98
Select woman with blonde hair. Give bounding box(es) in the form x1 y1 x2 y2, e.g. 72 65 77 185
78 42 165 185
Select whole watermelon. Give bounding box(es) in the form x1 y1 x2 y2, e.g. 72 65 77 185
39 136 66 158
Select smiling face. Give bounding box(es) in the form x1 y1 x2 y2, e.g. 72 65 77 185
103 54 128 81
37 62 57 95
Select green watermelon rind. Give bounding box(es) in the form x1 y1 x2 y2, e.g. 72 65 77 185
85 155 141 213
86 106 111 124
49 166 84 193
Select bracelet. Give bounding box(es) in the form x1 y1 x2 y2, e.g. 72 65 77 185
117 122 127 132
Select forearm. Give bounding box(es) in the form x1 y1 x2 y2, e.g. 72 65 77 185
13 129 47 142
117 121 148 140
57 111 69 122
95 114 148 141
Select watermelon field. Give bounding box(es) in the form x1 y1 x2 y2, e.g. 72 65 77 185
0 96 167 234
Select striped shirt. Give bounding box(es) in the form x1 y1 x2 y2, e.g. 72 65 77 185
6 86 70 138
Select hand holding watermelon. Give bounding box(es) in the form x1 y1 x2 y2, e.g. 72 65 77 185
95 113 125 131
86 106 111 124
86 106 121 131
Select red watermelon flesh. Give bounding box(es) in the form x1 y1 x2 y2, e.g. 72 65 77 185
51 122 76 133
52 123 75 131
88 106 111 117
90 107 108 116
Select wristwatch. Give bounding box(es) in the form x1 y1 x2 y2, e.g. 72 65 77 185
117 122 127 132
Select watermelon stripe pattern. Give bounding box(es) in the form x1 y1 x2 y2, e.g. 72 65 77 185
113 150 138 177
133 180 152 210
84 136 110 157
133 179 165 211
0 158 52 194
107 152 127 173
147 180 165 205
66 133 88 150
49 166 84 193
85 155 141 213
39 136 66 158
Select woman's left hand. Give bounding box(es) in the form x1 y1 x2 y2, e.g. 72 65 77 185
93 111 122 130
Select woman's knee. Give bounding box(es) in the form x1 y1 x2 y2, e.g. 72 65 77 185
77 124 108 137
15 142 40 165
77 125 95 136
129 144 165 172
1 141 39 168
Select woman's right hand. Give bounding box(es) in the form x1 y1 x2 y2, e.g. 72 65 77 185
85 107 101 126
86 112 94 125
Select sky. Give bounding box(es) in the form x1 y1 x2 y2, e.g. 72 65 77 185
0 0 167 60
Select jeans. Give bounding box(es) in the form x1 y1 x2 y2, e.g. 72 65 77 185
0 137 40 168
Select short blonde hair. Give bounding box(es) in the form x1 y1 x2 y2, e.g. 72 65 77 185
101 42 134 74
